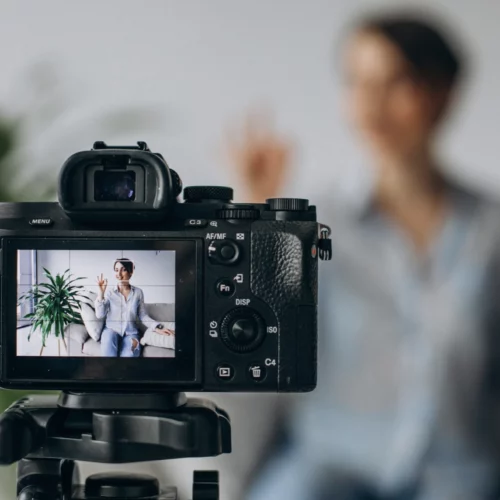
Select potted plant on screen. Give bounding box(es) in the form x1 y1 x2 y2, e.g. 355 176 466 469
18 268 89 356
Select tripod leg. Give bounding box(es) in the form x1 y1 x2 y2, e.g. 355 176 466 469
60 459 76 500
193 471 219 500
17 459 61 500
18 485 52 499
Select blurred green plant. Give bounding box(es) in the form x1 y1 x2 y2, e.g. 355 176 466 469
0 117 22 201
0 115 47 413
0 60 172 498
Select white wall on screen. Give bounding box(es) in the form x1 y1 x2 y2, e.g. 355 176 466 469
17 250 35 320
36 250 175 304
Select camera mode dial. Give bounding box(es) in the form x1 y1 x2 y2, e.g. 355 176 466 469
184 186 233 202
220 308 266 353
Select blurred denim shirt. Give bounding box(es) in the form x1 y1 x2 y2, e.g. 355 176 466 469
248 171 500 500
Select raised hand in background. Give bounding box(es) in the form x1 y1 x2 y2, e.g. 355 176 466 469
225 111 294 203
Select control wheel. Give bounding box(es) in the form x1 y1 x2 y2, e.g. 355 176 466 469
267 198 309 211
220 308 266 353
218 206 259 220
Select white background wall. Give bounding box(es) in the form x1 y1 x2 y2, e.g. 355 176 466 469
2 2 500 500
36 249 176 303
0 0 499 206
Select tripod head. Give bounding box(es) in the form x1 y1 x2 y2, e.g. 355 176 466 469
0 392 231 499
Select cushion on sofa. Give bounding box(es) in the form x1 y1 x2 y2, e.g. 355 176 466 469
137 303 175 334
80 290 104 341
83 339 174 357
66 336 87 357
143 345 175 358
65 323 89 345
82 338 102 356
140 328 175 350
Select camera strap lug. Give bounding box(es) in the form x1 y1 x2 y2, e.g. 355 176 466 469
318 223 332 261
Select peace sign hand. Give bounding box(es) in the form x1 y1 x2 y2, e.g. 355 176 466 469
96 273 108 298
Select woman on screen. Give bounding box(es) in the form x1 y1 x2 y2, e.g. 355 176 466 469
95 258 175 357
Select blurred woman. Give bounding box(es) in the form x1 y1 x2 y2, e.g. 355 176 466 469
229 13 500 500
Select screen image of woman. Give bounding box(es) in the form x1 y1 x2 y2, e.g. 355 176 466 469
95 258 175 357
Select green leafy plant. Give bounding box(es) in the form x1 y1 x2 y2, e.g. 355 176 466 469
18 268 89 355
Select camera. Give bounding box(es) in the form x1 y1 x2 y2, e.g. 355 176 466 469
0 141 331 394
0 141 331 499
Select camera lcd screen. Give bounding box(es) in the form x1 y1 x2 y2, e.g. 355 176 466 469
17 249 177 358
94 171 136 201
3 239 199 387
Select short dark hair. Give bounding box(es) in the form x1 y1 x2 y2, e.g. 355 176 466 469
355 12 465 89
114 258 134 275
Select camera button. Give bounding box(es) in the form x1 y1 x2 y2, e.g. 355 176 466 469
28 218 54 227
220 308 266 353
208 240 240 265
231 318 258 345
216 279 235 297
220 244 236 260
248 363 267 382
216 364 235 381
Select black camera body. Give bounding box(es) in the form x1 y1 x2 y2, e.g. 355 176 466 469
0 142 330 393
0 142 332 499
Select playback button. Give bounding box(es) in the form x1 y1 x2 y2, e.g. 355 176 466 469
216 279 235 297
216 364 235 381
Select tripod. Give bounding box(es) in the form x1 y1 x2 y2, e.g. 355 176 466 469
0 391 232 499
